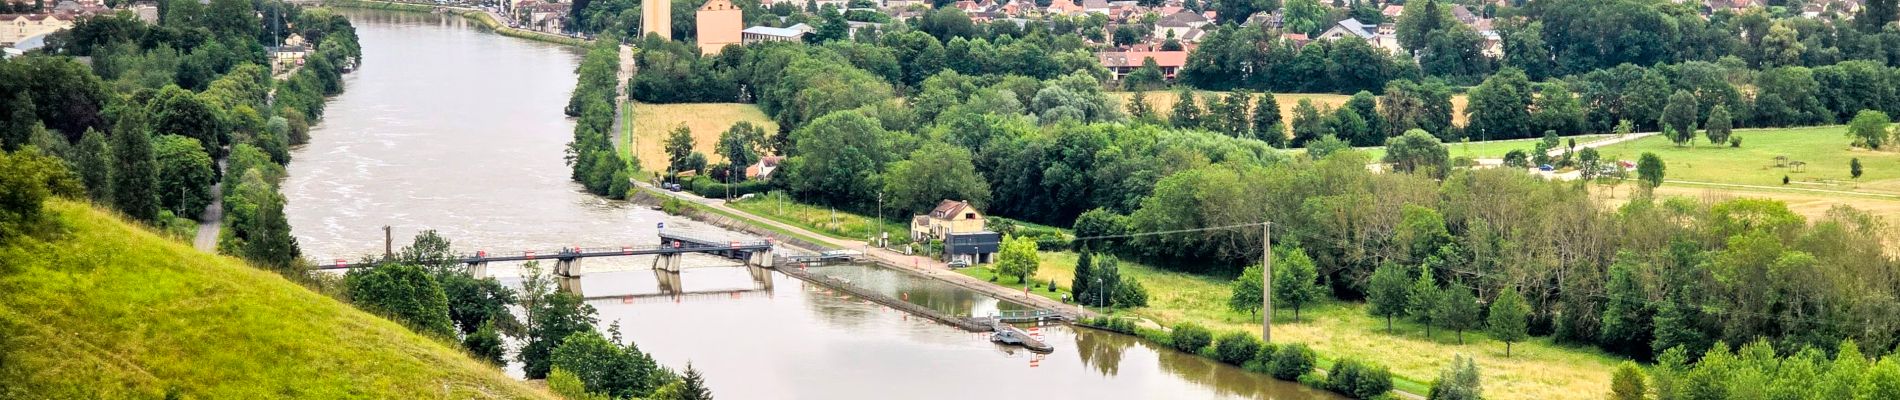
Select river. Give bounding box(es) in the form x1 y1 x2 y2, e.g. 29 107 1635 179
284 9 1337 399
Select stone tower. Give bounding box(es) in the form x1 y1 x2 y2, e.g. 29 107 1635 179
695 0 742 55
641 0 671 40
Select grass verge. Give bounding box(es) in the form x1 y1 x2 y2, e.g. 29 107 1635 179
0 200 551 399
726 193 905 244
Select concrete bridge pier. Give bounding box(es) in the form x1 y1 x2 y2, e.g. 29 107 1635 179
468 261 489 280
655 269 682 296
654 253 681 273
745 250 774 269
554 258 580 278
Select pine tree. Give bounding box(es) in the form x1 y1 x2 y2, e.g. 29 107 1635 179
1367 263 1410 334
1170 89 1203 129
1486 287 1529 355
677 363 714 400
1253 92 1285 147
1126 91 1155 123
74 129 113 203
1408 266 1444 338
111 126 159 223
1072 250 1096 306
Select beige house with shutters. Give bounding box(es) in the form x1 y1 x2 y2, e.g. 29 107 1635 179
911 200 986 241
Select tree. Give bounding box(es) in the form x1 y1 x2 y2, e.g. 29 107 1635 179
995 234 1039 283
74 129 112 203
111 128 159 222
717 122 765 181
1487 287 1530 355
675 363 714 400
1112 24 1142 47
1126 91 1156 123
783 111 890 209
1705 105 1733 145
1610 361 1647 400
1598 257 1653 356
1408 266 1444 337
1396 0 1446 53
1853 158 1865 179
550 329 664 399
1252 92 1285 147
1230 262 1265 316
1578 147 1603 180
1637 152 1666 189
1122 57 1166 91
1367 263 1410 334
1072 250 1096 306
664 125 697 174
520 276 599 379
882 142 990 214
1438 281 1481 344
1662 90 1700 146
149 86 226 158
1272 247 1323 321
1531 82 1585 135
344 263 455 338
1383 130 1450 178
1170 89 1203 129
1502 149 1529 169
152 135 215 218
463 320 506 365
0 147 80 240
1463 68 1534 140
1427 354 1481 400
1848 110 1891 149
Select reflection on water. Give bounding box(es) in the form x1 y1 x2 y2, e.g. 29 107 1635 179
286 9 1339 399
804 263 1033 318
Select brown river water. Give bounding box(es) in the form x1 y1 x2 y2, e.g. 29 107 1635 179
282 9 1337 399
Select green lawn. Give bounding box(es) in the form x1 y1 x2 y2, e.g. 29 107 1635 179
1593 126 1900 193
1355 134 1615 161
0 200 551 399
726 192 908 244
1030 251 1626 400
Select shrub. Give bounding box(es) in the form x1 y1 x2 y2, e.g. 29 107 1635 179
1113 277 1149 307
1327 358 1394 399
1212 332 1262 365
1170 322 1213 353
1269 343 1318 381
686 176 772 198
1089 317 1138 334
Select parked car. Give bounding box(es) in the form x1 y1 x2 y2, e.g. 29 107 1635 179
1538 164 1555 172
948 259 969 268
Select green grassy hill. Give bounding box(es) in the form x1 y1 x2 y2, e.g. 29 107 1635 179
0 200 553 399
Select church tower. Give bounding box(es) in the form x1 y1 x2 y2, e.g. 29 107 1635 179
696 0 742 55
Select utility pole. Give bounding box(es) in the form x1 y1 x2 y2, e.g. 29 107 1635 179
1262 221 1272 343
383 225 394 259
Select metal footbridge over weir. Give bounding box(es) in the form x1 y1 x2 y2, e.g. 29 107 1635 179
312 231 776 277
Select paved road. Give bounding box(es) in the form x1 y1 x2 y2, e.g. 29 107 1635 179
636 183 1096 319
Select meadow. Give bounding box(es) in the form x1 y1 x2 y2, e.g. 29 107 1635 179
625 102 777 172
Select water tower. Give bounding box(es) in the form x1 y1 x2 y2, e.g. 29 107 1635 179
641 0 671 40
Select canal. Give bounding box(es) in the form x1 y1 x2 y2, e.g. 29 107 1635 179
283 9 1339 399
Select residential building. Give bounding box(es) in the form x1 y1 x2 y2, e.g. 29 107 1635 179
1316 17 1375 41
1153 9 1207 41
910 200 987 242
696 0 742 55
1 13 72 47
1096 50 1187 80
741 23 811 43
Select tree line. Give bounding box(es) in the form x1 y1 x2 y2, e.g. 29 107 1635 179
1 0 358 273
564 37 635 199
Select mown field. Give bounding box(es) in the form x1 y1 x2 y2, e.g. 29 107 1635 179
0 201 552 399
1110 91 1472 128
625 102 777 172
1592 126 1900 193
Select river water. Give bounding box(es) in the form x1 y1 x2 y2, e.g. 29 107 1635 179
284 9 1337 399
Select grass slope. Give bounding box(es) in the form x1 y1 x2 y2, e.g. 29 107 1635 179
0 200 552 399
627 103 777 172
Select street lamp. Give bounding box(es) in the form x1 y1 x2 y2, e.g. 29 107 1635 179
1095 278 1103 309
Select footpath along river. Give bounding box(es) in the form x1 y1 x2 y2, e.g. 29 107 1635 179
282 8 1338 399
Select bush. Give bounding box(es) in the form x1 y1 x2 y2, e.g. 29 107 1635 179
1212 332 1262 365
1327 358 1394 399
686 176 772 198
1113 277 1149 307
659 197 691 215
1170 322 1213 353
1269 343 1318 381
1087 316 1138 334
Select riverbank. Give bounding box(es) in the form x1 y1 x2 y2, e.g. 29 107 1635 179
321 0 590 47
